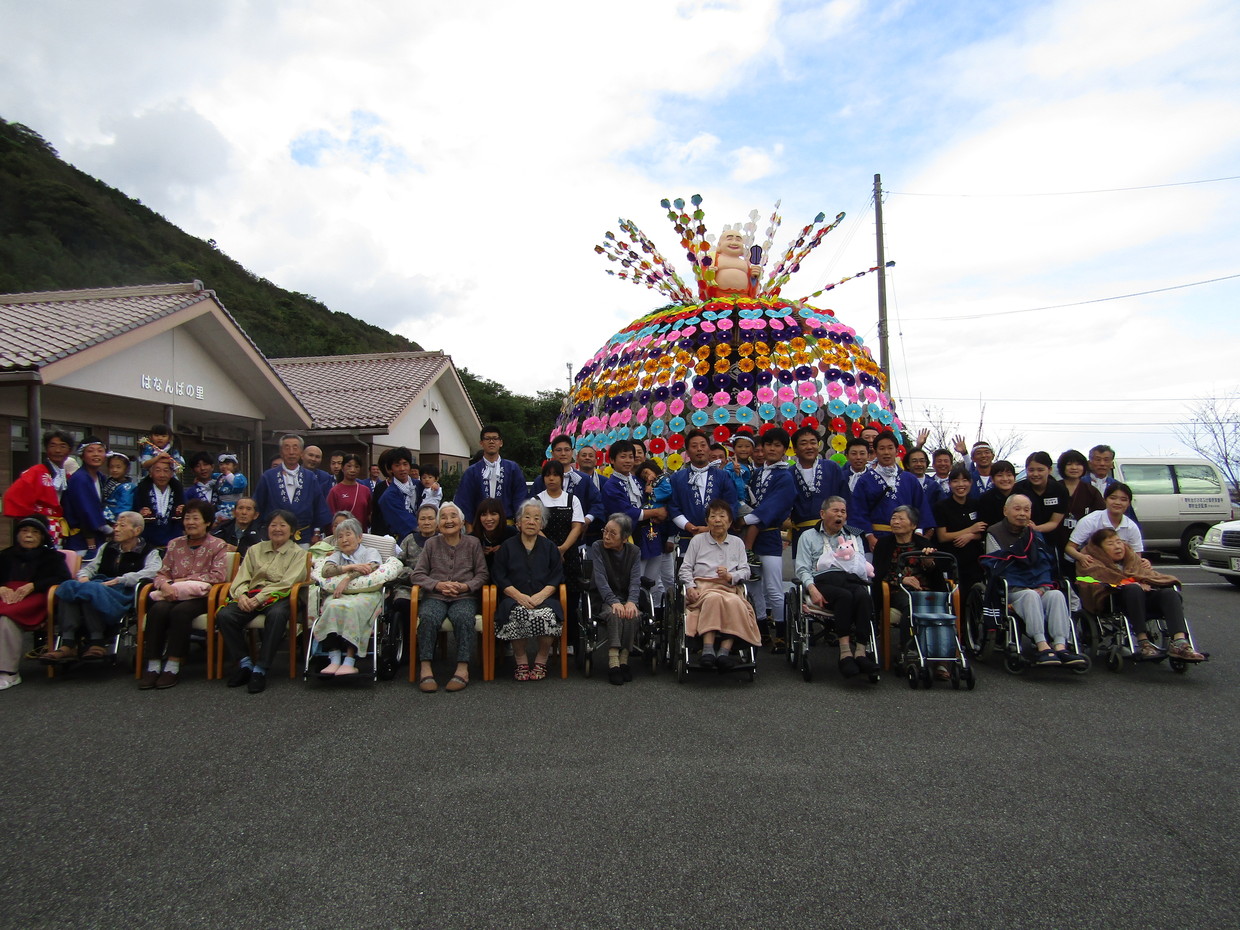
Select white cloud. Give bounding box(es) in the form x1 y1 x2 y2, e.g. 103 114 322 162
1 0 1238 462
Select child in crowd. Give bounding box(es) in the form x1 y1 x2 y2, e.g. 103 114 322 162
184 452 218 509
102 452 134 524
138 424 185 477
214 453 247 524
419 463 443 509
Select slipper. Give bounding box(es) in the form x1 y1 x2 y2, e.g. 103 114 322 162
444 675 468 692
334 665 360 676
417 676 439 692
1035 649 1061 667
39 646 78 664
514 664 531 681
529 662 548 681
319 663 341 677
934 665 952 681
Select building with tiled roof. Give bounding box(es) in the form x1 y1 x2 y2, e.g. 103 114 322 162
0 282 311 542
270 351 481 471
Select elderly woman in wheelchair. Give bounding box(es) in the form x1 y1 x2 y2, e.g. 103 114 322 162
1076 528 1205 666
793 495 880 679
679 499 759 671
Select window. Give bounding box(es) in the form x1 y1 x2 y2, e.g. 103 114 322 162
1122 464 1174 496
1174 464 1221 494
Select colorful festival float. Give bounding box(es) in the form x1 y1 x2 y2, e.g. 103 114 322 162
551 194 903 472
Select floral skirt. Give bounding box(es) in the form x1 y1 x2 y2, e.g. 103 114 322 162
495 605 561 641
312 590 383 656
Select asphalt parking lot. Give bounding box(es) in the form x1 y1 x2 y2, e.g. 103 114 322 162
2 562 1237 929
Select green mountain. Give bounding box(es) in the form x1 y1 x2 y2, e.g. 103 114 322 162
0 118 418 357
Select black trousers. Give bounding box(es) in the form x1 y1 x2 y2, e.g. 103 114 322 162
216 598 295 671
813 571 873 643
144 597 209 659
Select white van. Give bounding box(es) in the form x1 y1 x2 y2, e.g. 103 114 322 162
1112 457 1231 561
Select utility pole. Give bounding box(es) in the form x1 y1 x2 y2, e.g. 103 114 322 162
874 173 890 387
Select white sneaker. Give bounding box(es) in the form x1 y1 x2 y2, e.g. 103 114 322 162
0 674 22 691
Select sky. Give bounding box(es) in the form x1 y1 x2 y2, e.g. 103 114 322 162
2 0 1238 464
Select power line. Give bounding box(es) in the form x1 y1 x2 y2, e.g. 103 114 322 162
911 273 1240 322
889 174 1240 198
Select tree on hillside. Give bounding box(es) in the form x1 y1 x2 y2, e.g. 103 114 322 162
457 368 566 476
1174 391 1240 497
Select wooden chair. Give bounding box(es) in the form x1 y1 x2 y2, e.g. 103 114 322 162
210 551 313 680
406 585 491 683
133 551 240 680
42 550 83 679
483 584 569 681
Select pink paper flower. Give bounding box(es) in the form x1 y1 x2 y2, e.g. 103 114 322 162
691 392 709 409
736 389 754 406
712 391 731 406
798 381 818 397
653 402 667 418
635 407 648 424
669 398 685 415
757 386 776 404
826 382 843 398
777 386 796 403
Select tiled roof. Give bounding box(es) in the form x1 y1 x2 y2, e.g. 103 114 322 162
0 281 254 369
271 351 461 430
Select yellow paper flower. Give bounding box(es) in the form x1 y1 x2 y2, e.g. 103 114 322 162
738 343 754 357
694 361 711 376
738 358 755 373
755 342 771 356
829 434 847 452
666 452 684 470
715 343 732 358
714 359 731 374
756 355 772 369
695 345 712 360
792 351 810 366
791 336 807 351
675 351 692 367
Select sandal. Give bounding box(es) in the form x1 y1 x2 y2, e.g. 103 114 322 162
81 645 108 661
1035 649 1061 667
934 664 952 681
444 675 468 692
39 645 78 664
529 662 548 681
513 663 531 681
417 676 439 692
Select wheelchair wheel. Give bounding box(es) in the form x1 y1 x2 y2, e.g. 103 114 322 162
783 591 800 669
963 583 987 657
950 665 961 690
376 655 396 681
1079 613 1103 660
676 656 688 683
1106 646 1127 673
801 653 813 683
963 666 976 690
1169 658 1188 674
1073 654 1092 675
1003 653 1024 675
906 664 918 689
920 666 933 689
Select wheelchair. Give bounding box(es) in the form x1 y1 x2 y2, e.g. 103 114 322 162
1075 583 1209 674
575 558 661 678
964 572 1090 675
671 581 758 683
41 581 148 676
785 579 882 685
885 551 974 691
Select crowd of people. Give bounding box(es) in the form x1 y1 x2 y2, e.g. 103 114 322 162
0 420 1207 693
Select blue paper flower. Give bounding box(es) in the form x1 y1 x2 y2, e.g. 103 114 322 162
758 403 777 421
690 410 709 427
735 406 756 424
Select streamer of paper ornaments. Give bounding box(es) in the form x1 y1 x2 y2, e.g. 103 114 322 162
560 195 903 471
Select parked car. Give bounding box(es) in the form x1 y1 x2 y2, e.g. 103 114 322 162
1199 519 1240 587
1112 457 1231 561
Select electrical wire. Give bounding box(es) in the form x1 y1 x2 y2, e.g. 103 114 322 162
889 175 1240 198
910 273 1240 323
